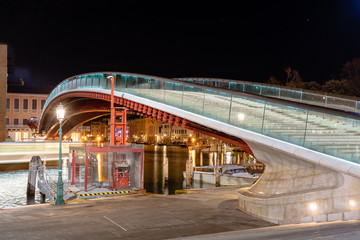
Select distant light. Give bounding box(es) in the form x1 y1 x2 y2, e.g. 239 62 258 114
309 203 317 211
349 200 356 207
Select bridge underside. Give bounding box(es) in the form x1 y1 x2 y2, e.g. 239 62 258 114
40 91 253 154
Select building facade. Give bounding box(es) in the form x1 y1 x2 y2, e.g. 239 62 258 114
5 92 48 141
127 118 198 145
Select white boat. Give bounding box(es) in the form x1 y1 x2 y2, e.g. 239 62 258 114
183 165 260 186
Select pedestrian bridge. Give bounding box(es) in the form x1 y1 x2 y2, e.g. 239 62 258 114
39 72 360 224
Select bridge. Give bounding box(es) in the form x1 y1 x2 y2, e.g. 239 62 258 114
39 72 360 224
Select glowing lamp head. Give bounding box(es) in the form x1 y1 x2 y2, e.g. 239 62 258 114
349 200 356 207
97 136 101 141
56 103 65 122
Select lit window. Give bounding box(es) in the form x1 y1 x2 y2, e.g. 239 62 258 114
23 99 28 112
32 99 37 113
14 99 19 112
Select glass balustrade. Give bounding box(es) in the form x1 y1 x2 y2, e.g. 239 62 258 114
175 78 360 114
42 73 360 164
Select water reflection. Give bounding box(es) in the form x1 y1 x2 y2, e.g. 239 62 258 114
143 145 215 194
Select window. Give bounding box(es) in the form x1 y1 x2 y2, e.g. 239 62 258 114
41 100 46 110
23 99 28 112
14 99 19 112
32 99 37 113
23 119 28 126
14 118 19 125
5 118 9 125
6 98 10 112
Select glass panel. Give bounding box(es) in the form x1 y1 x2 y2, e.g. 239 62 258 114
229 82 244 92
261 86 280 98
302 92 325 107
182 85 204 114
262 103 307 146
279 89 302 102
216 81 229 89
229 94 266 133
127 75 138 88
244 84 261 95
304 111 360 162
115 74 126 90
327 96 356 112
135 77 150 96
148 79 164 102
92 74 100 88
99 74 107 89
163 81 183 108
202 89 231 122
86 75 92 87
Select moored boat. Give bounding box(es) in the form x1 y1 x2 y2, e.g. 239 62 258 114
183 165 260 186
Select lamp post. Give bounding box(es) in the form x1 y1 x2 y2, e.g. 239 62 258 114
55 103 65 206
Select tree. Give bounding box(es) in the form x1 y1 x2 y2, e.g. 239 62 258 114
267 75 280 85
341 58 360 96
284 67 303 88
302 81 322 91
321 79 351 95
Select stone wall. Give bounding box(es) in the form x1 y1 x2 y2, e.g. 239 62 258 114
0 44 7 142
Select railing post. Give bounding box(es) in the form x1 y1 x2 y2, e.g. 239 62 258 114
261 102 267 134
228 94 233 123
303 109 310 146
201 89 206 114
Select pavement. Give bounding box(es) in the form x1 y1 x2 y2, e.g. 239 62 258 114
1 186 360 240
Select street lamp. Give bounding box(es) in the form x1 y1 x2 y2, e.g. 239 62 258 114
55 103 65 205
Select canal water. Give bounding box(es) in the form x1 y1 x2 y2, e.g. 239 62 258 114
0 145 215 208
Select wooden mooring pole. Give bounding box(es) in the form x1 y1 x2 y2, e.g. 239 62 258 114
215 153 220 187
163 157 169 186
27 156 42 195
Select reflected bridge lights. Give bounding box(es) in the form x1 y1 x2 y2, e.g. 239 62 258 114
237 113 245 122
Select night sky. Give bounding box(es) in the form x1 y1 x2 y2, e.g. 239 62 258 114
1 0 360 87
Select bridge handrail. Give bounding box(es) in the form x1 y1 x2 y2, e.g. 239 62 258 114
37 167 56 202
41 72 360 163
174 77 360 114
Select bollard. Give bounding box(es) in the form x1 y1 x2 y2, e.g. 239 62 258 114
189 156 194 183
215 155 220 187
186 159 191 189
